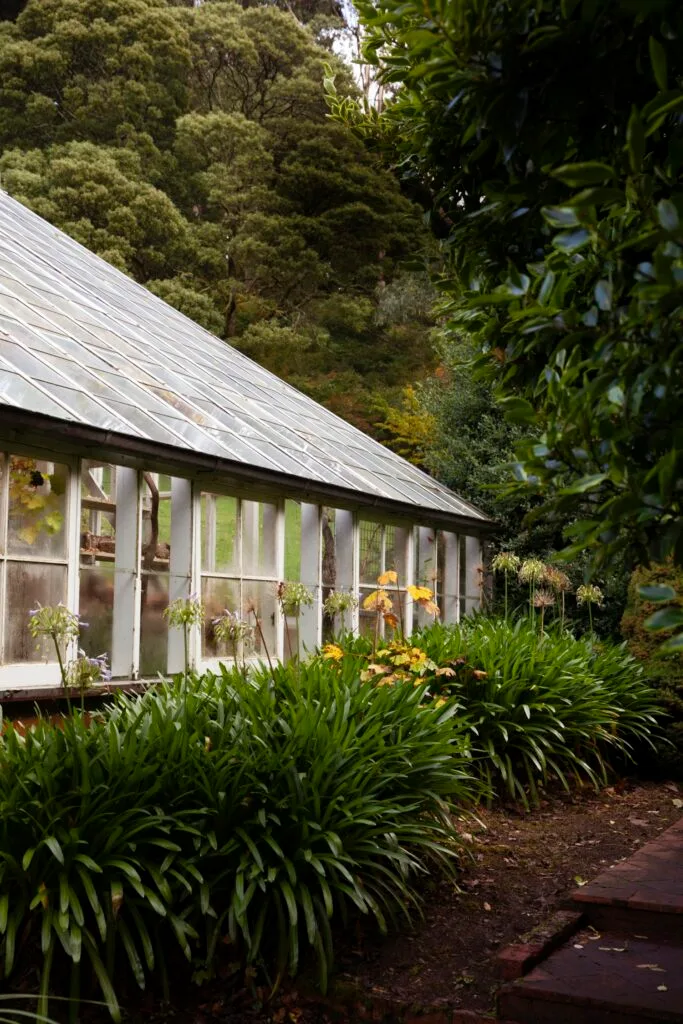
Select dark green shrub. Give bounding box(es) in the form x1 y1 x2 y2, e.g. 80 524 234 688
621 564 683 776
336 618 662 806
0 660 476 1017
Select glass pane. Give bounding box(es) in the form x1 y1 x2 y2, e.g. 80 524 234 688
8 455 69 558
242 501 278 577
321 508 336 588
201 493 239 574
435 531 446 613
459 536 467 611
79 564 114 664
5 562 67 662
359 519 382 585
321 507 337 643
385 525 409 584
417 528 437 589
242 581 277 661
139 572 169 677
81 461 116 559
358 587 378 639
140 473 171 569
157 474 173 549
201 576 240 659
285 500 301 581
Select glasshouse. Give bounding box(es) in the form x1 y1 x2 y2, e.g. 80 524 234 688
0 190 490 696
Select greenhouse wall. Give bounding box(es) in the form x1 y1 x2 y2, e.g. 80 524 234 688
0 445 483 692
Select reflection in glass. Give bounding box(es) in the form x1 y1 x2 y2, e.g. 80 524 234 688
385 525 408 582
139 472 174 676
201 493 239 574
141 473 171 568
139 572 169 677
201 577 240 659
285 500 301 582
242 501 277 577
8 456 68 558
321 508 337 643
6 562 67 662
359 519 382 584
242 581 277 660
358 593 377 639
79 565 114 663
459 536 467 616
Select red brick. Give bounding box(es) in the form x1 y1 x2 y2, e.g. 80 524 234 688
498 942 545 980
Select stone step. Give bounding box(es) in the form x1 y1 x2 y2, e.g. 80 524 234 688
568 816 683 941
498 930 683 1024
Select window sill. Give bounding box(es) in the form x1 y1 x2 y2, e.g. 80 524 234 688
0 679 150 703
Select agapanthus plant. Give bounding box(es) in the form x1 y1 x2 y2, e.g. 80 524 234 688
28 603 84 712
164 595 205 677
577 584 604 633
322 590 358 634
213 609 255 673
491 551 521 618
276 582 314 662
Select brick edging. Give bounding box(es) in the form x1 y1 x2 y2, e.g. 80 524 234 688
496 910 585 981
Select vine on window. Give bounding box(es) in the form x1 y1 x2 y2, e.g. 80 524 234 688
9 457 65 546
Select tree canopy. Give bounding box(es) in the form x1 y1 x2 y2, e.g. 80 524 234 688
335 0 683 581
0 0 434 435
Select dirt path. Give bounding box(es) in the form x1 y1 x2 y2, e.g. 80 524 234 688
337 780 683 1016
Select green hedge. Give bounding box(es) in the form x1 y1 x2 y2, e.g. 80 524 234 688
0 662 476 1018
621 563 683 776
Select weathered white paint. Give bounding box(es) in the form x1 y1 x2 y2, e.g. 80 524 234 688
299 502 322 656
442 530 460 624
111 467 140 679
168 476 193 674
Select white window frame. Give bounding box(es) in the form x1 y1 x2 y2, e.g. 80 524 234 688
0 445 79 688
195 487 285 674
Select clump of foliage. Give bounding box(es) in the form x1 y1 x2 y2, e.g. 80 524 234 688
0 0 434 438
622 563 683 775
0 661 475 1018
333 0 683 619
332 618 662 808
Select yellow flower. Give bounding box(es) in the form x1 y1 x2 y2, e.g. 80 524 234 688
362 589 393 612
407 584 433 602
322 643 344 661
434 698 447 708
361 663 390 678
378 570 398 586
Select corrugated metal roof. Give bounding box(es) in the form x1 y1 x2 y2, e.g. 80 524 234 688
0 191 488 523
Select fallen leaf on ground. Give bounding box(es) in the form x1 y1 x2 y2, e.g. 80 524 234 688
483 902 492 912
658 985 668 992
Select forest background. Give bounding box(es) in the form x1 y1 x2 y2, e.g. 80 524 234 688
0 0 630 636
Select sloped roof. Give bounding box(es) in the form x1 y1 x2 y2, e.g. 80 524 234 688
0 191 488 526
